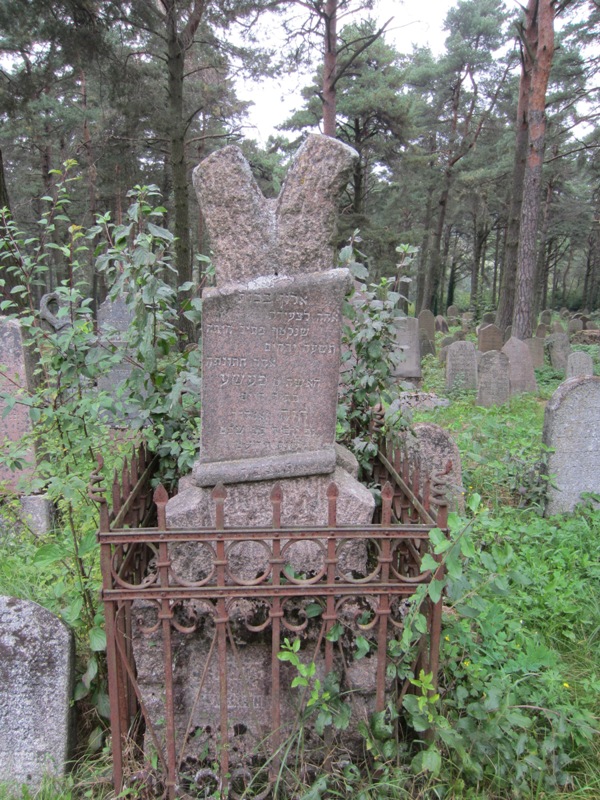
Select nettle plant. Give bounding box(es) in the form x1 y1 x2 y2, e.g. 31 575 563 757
337 232 410 478
0 164 206 745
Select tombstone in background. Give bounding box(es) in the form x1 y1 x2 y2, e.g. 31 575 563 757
404 423 464 511
392 317 421 379
435 314 449 334
559 308 570 319
446 341 477 392
477 351 510 407
540 309 552 326
481 311 495 325
568 318 583 335
446 304 459 320
96 296 136 410
418 309 435 346
567 350 594 378
477 323 503 353
461 311 474 326
552 320 565 334
0 597 74 789
543 376 600 515
546 332 571 372
419 327 436 359
535 323 548 338
502 337 537 395
0 319 52 534
503 325 512 342
525 336 545 369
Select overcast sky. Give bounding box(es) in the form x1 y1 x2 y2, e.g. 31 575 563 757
236 0 460 144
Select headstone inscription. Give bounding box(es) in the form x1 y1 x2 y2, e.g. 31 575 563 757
566 350 594 378
543 376 600 515
0 318 35 491
501 337 537 395
0 596 74 789
477 350 510 407
477 323 503 353
445 341 477 392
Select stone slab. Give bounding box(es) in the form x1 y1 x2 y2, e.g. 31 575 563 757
543 376 600 515
446 341 477 392
525 336 545 369
0 597 74 789
546 332 571 372
477 324 503 353
199 269 349 479
477 350 509 407
566 350 594 378
418 309 435 344
502 337 537 395
392 317 421 379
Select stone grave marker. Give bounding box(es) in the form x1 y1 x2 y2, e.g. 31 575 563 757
404 422 464 511
477 323 503 353
543 376 600 515
525 336 545 369
546 332 571 372
568 318 583 335
0 596 74 789
481 311 495 325
559 307 570 319
567 350 594 378
552 320 565 334
501 337 537 395
392 316 421 379
418 309 435 346
446 304 459 320
477 350 510 407
419 327 436 359
435 314 449 334
446 341 477 392
96 295 136 404
535 323 548 338
540 309 552 326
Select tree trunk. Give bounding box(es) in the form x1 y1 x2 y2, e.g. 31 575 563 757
422 170 451 313
512 0 554 340
322 0 337 137
496 0 537 332
0 148 9 211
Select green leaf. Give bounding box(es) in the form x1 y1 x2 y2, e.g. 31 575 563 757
428 579 445 603
421 745 442 774
354 635 370 660
89 627 107 652
33 543 67 568
305 603 323 618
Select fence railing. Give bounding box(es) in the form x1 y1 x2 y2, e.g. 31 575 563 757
91 438 450 799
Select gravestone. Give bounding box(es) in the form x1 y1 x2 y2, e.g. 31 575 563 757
543 376 600 515
404 423 464 511
418 309 435 346
481 311 495 325
446 341 477 392
0 318 35 491
477 351 510 407
560 308 570 319
567 351 594 378
477 323 503 353
540 309 552 326
0 597 74 789
568 318 583 335
552 320 565 334
419 327 436 359
525 336 545 369
535 323 548 338
446 304 459 320
96 295 136 409
501 337 537 395
546 333 571 372
435 314 449 334
392 317 421 379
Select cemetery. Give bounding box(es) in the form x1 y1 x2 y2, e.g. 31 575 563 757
0 2 600 798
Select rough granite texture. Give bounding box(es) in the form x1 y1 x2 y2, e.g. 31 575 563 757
446 341 478 392
476 350 509 407
404 423 464 512
543 376 600 515
193 135 358 285
0 597 74 789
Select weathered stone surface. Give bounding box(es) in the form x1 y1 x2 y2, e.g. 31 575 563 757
193 135 357 285
546 332 571 372
395 392 450 412
18 495 53 536
560 307 570 319
435 315 449 334
446 304 459 319
566 350 594 378
419 328 436 358
392 317 421 379
404 423 464 511
96 295 136 405
543 376 600 515
334 443 359 479
568 318 583 335
481 311 496 325
525 336 545 369
0 597 74 788
446 341 477 392
0 318 35 491
196 269 349 484
535 323 548 338
540 310 552 326
477 324 503 353
39 292 72 331
552 320 565 334
477 351 510 407
418 309 435 345
501 337 537 395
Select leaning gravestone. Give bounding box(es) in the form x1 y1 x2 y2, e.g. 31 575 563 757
418 309 436 345
502 337 537 395
392 316 421 379
567 350 594 378
435 314 449 334
546 332 571 372
477 323 503 353
446 341 477 392
477 350 510 407
543 376 600 515
0 597 74 789
152 136 376 766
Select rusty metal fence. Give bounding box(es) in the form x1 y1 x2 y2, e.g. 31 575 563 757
91 440 449 799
